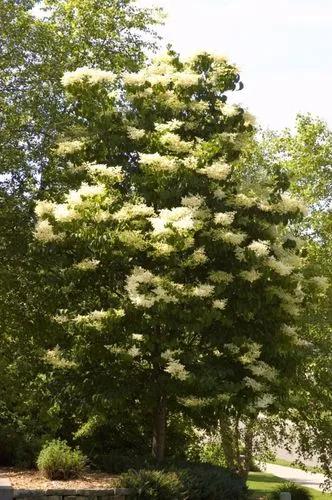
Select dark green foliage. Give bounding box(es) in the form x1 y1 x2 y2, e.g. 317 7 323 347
269 482 313 500
174 463 248 500
119 464 248 500
37 439 87 479
119 469 185 499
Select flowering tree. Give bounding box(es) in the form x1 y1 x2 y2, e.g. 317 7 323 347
34 52 319 462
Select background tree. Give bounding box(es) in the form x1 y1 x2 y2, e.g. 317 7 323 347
0 0 160 465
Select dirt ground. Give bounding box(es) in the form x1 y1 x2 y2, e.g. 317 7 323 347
0 468 118 490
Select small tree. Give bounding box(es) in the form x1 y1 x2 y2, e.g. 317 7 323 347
34 52 317 462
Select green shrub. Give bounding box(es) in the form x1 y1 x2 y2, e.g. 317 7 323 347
269 482 313 500
119 469 185 499
37 439 87 480
176 462 248 500
119 464 248 500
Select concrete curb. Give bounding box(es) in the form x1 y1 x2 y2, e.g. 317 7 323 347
0 478 13 500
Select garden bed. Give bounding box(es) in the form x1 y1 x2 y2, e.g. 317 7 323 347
0 469 119 490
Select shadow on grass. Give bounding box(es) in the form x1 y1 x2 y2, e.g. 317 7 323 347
249 473 284 484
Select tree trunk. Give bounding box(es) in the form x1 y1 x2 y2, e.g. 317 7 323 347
152 394 167 463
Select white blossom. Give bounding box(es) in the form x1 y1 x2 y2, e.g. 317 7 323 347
214 211 236 226
181 194 205 208
220 231 246 245
87 164 124 182
159 132 192 153
165 360 189 381
240 269 261 282
132 333 143 342
267 257 293 276
34 220 61 243
149 206 195 234
199 161 232 181
128 346 141 358
117 230 146 250
310 276 329 293
248 240 270 257
275 193 308 216
127 127 145 140
56 139 85 156
155 120 183 132
220 103 239 117
234 193 256 208
213 299 228 310
213 188 227 200
35 200 55 218
113 202 155 222
73 259 100 271
53 203 78 222
139 152 178 173
62 67 116 86
191 284 215 298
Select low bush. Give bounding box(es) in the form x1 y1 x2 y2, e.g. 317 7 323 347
119 469 185 499
176 462 248 500
269 482 313 500
37 439 87 480
119 463 248 500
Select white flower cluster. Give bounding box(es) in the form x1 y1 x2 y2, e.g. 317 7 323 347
214 211 236 226
44 346 76 369
239 269 261 282
53 203 79 222
139 152 178 173
219 231 246 245
181 194 205 208
249 361 277 381
213 299 228 310
151 241 175 257
117 230 146 250
155 120 183 133
185 247 208 267
165 359 189 381
65 183 106 208
244 377 263 392
234 193 256 208
159 132 192 154
87 163 124 183
113 202 155 222
275 193 308 216
149 206 195 234
127 127 145 141
310 276 329 293
73 258 100 271
248 240 270 257
35 200 55 218
34 220 61 243
56 139 85 156
62 67 116 86
219 103 240 118
191 284 215 298
125 267 177 308
243 111 256 127
266 257 294 276
132 333 144 342
199 161 231 181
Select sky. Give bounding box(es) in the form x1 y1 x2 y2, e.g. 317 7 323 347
137 0 332 130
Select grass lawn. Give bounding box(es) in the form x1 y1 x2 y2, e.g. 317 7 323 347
247 471 332 500
271 457 323 475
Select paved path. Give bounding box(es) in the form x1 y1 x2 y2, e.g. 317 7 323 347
264 463 327 492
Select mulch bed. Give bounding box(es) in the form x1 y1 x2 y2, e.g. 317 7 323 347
0 468 118 490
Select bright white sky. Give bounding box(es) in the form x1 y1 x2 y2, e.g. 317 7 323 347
137 0 332 130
